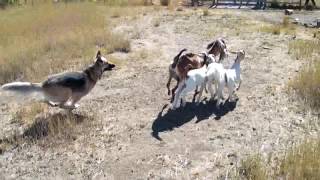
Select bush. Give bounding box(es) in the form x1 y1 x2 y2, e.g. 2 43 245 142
270 0 280 8
160 0 169 6
237 140 320 179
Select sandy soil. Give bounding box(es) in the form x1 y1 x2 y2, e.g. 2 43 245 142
0 8 319 179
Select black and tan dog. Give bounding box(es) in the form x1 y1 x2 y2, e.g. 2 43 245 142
1 50 115 109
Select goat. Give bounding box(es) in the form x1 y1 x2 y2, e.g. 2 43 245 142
166 48 187 97
171 54 215 110
206 38 228 63
206 50 245 108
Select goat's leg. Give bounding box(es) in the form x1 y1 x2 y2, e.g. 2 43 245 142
181 92 187 108
239 0 242 8
208 80 216 100
192 86 200 102
171 79 179 103
216 82 224 108
171 81 184 109
227 81 238 102
196 83 205 105
236 78 242 91
166 74 173 96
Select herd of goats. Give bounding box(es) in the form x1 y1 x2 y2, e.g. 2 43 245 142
0 38 244 112
166 38 245 110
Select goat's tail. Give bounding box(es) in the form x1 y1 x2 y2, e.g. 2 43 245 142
173 48 187 66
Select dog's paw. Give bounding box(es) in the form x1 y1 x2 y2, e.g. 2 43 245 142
74 104 80 108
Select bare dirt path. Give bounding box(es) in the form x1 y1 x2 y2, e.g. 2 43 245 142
0 9 318 179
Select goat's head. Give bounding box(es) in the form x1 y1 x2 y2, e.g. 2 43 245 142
199 52 216 65
235 50 245 62
207 38 228 61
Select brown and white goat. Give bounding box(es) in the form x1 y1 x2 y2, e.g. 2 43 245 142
206 38 228 63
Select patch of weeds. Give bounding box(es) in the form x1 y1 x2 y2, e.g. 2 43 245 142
238 155 268 180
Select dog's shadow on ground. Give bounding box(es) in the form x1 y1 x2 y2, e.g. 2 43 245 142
0 112 88 154
151 99 237 141
23 112 86 140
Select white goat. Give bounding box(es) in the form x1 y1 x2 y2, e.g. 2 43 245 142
206 50 245 108
171 54 215 110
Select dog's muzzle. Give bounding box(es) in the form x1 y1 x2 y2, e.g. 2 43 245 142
104 64 115 71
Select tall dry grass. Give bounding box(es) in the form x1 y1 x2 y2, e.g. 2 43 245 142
237 140 320 179
259 16 296 35
288 39 320 111
0 2 132 84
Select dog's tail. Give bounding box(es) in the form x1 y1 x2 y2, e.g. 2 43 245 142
1 82 44 101
2 82 42 92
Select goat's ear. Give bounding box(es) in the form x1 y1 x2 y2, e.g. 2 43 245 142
229 50 237 54
207 41 215 50
96 50 101 59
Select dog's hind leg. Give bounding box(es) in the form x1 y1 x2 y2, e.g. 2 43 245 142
42 86 72 109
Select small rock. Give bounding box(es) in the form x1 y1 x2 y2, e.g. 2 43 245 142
284 9 293 15
293 18 299 24
176 7 183 11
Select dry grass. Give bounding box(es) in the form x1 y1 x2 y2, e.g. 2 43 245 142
288 39 320 60
237 140 320 179
13 102 48 125
202 9 209 16
0 2 133 84
288 39 320 111
277 140 320 179
238 155 267 180
288 60 320 111
259 16 296 35
153 18 161 27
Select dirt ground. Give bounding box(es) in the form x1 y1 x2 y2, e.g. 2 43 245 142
0 8 319 179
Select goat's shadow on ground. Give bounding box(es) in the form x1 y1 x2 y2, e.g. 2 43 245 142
151 99 237 141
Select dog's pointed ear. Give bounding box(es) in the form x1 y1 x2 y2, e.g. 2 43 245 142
96 50 101 59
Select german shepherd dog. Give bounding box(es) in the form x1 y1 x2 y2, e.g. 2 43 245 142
1 51 115 109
